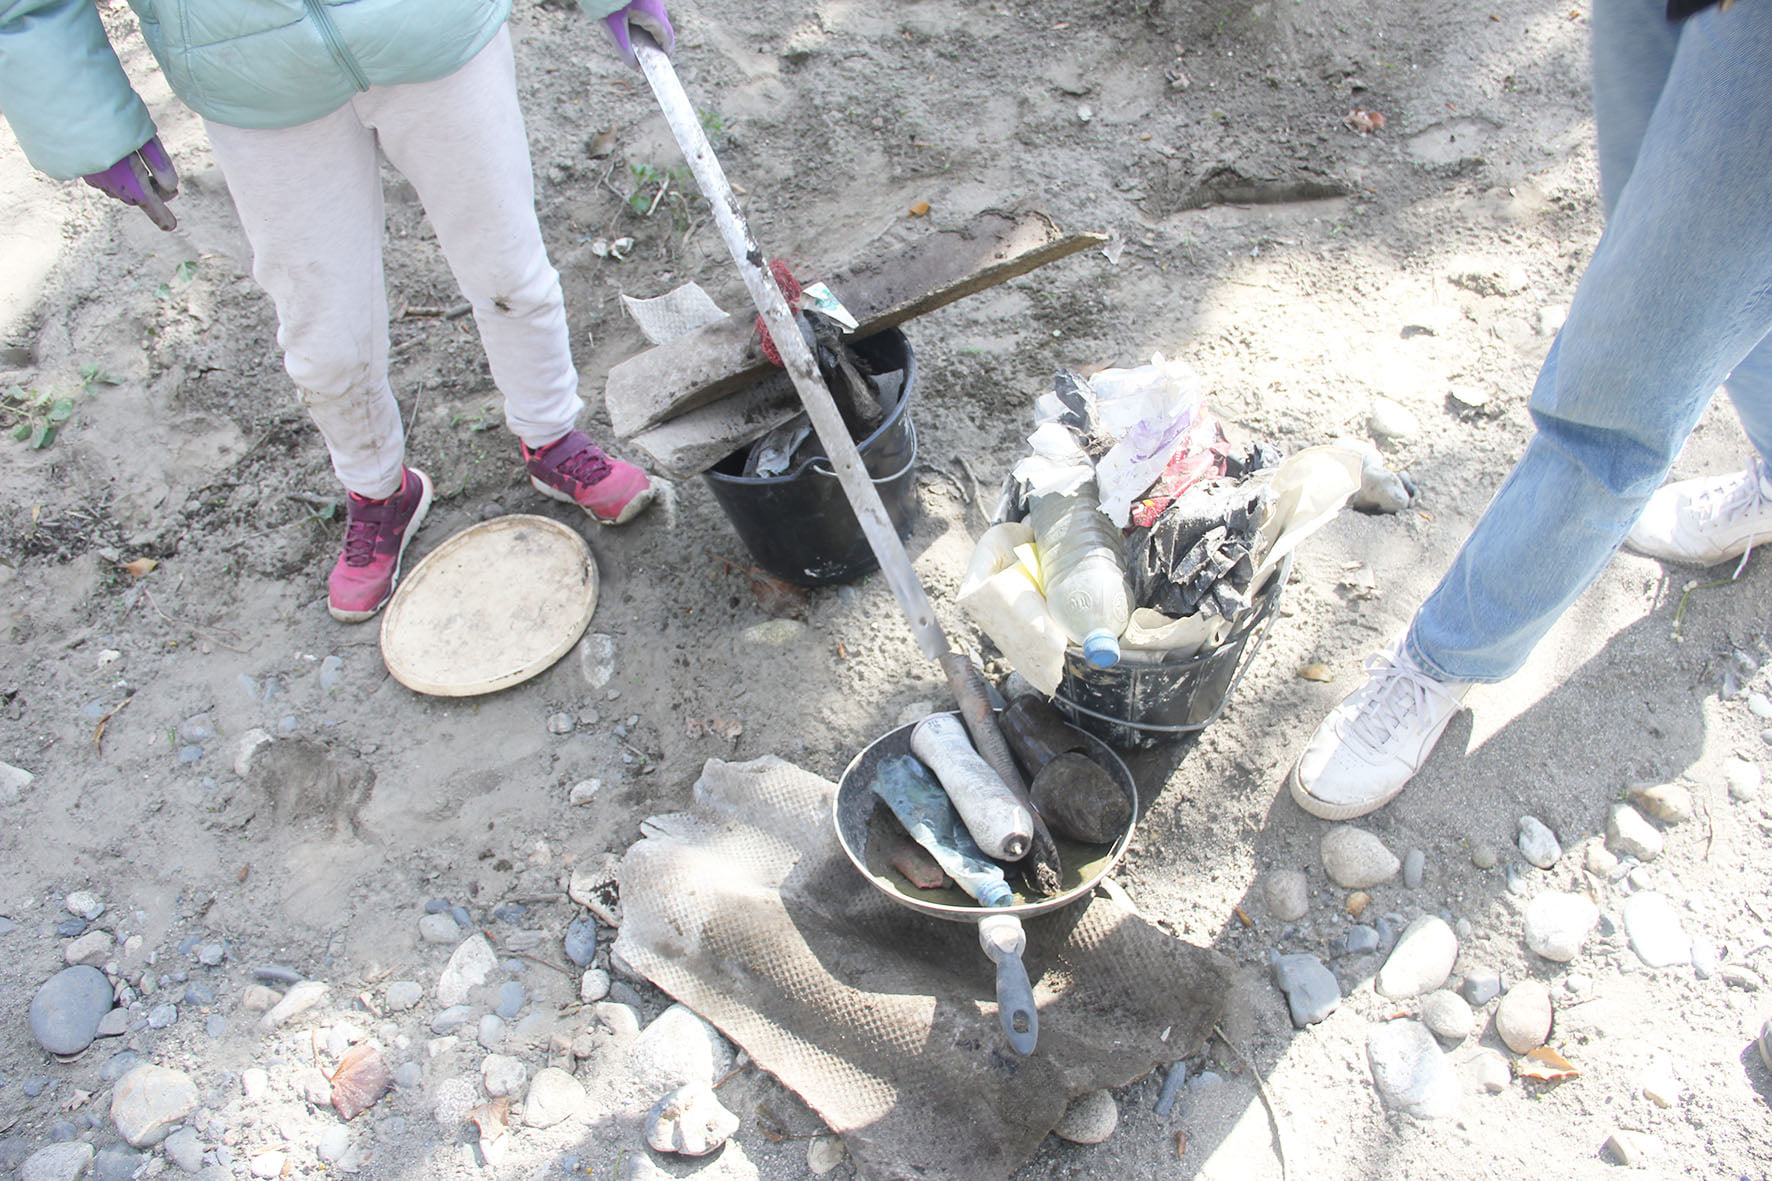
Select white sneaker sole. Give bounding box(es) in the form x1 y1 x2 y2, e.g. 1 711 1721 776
529 475 655 526
1286 760 1407 821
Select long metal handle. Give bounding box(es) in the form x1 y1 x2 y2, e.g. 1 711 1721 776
635 42 948 661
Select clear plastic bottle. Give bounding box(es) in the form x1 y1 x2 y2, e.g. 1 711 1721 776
1028 482 1132 668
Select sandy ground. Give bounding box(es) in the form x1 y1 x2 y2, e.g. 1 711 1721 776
3 0 1771 1178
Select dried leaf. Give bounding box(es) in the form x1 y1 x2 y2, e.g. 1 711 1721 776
750 568 808 619
1343 108 1387 134
685 716 744 742
907 200 931 217
1298 663 1334 683
330 1044 393 1120
1517 1046 1580 1082
122 557 157 578
469 1097 511 1143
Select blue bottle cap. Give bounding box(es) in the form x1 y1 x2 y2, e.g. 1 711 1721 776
977 881 1013 908
1082 631 1121 668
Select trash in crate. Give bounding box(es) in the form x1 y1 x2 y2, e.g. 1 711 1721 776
963 354 1365 744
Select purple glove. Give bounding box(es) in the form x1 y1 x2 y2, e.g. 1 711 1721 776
603 0 674 67
82 136 179 231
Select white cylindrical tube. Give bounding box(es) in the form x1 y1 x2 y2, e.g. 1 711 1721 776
910 714 1034 861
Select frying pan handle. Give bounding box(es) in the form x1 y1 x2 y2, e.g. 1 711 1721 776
979 915 1038 1055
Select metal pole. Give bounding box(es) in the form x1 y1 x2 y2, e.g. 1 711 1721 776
634 42 949 662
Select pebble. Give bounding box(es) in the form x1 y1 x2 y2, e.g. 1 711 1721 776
29 964 116 1055
579 969 611 1003
1606 803 1664 861
1052 1088 1119 1144
437 934 497 1007
1622 891 1691 967
1604 1130 1656 1167
1345 891 1370 918
1584 841 1619 878
19 1143 94 1181
632 1004 734 1091
432 1077 480 1128
64 929 113 967
111 1064 198 1147
184 981 215 1006
1367 396 1420 442
316 1125 350 1164
1749 690 1772 719
259 980 328 1030
595 1001 641 1039
1726 758 1763 801
563 917 598 968
1505 864 1530 896
1262 870 1309 922
385 981 423 1012
95 1008 128 1039
1365 1021 1459 1118
241 984 281 1012
1516 817 1561 869
1402 848 1425 890
394 1061 424 1089
522 1066 587 1128
1471 1048 1512 1093
94 1145 143 1181
55 918 88 938
248 1151 287 1179
430 1005 474 1034
645 1082 739 1156
1495 980 1553 1053
1341 925 1380 956
1469 843 1499 870
1320 826 1399 889
1678 934 1717 983
1376 916 1458 999
477 1014 505 1049
318 654 344 690
547 713 576 735
162 1127 203 1173
197 942 225 967
1269 952 1340 1027
1627 782 1694 825
807 1135 846 1176
418 913 460 944
1523 891 1599 963
1720 964 1763 991
147 1002 177 1029
24 1074 54 1096
480 1053 527 1097
64 891 105 921
495 980 526 1020
1420 990 1474 1040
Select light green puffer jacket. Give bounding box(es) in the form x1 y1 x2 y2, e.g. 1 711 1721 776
0 0 627 179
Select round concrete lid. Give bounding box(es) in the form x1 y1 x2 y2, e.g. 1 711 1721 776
380 514 597 697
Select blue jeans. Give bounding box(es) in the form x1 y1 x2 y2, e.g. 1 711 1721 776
1406 0 1772 683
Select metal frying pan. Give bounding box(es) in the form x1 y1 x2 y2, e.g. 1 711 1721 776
833 712 1137 1056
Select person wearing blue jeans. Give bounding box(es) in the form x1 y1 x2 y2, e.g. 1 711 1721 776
1292 0 1772 820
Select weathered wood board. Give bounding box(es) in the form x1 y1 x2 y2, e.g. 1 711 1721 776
603 210 1107 441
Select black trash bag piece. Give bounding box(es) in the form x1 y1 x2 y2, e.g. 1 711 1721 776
1125 479 1267 620
1048 371 1115 459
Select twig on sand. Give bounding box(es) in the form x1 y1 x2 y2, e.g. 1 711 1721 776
140 584 251 654
1213 1022 1290 1181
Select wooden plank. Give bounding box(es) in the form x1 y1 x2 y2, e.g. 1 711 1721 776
628 374 801 480
604 211 1108 440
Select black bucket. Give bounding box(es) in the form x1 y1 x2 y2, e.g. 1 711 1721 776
1050 554 1291 749
704 328 918 586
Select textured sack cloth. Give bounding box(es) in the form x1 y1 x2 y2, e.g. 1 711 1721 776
614 756 1232 1181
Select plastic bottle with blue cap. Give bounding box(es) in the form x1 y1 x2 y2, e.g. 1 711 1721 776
1028 480 1132 668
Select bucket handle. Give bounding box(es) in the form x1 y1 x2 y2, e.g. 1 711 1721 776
808 418 919 486
1050 552 1292 736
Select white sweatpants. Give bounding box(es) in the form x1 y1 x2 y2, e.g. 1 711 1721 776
205 26 582 499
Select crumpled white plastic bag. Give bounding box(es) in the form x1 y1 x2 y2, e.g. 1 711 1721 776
1089 354 1206 528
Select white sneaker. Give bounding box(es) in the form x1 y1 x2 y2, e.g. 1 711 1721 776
1625 456 1772 566
1288 640 1470 820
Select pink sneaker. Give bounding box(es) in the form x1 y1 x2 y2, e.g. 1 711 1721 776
327 467 433 623
522 431 654 525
